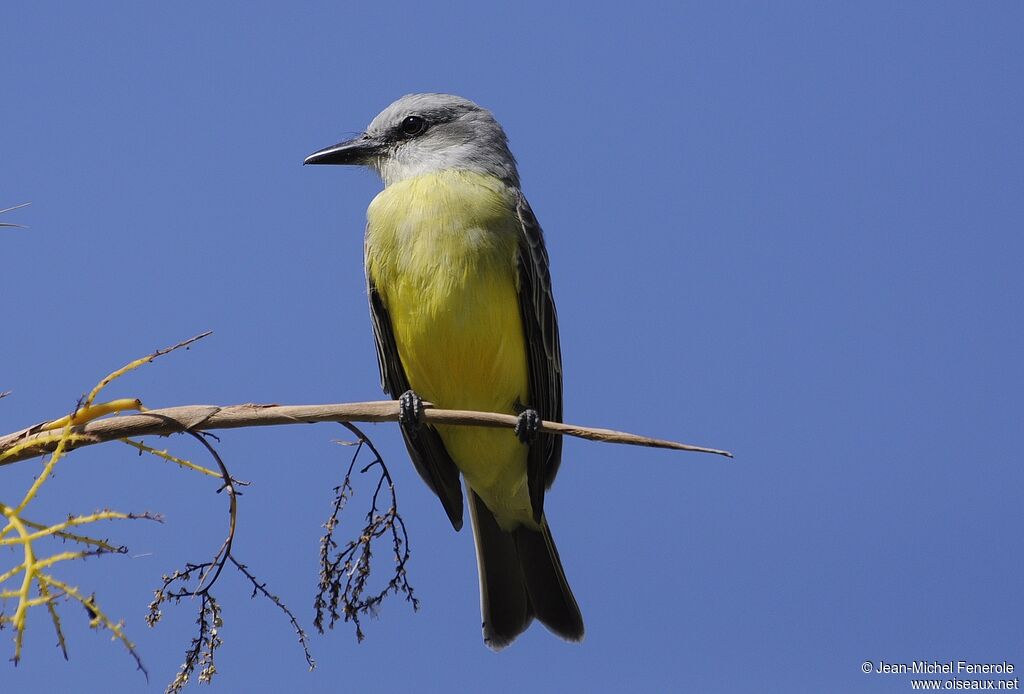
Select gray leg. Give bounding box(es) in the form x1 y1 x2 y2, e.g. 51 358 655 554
399 390 425 436
514 408 540 444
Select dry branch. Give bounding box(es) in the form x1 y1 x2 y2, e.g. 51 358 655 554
2 331 731 682
0 202 30 228
0 401 732 466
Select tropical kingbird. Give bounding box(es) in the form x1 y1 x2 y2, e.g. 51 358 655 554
305 93 582 649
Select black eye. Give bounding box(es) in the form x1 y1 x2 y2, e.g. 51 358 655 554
400 115 427 136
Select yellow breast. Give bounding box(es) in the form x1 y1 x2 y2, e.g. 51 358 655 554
365 170 533 524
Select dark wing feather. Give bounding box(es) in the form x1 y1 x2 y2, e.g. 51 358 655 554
368 281 464 530
514 194 564 524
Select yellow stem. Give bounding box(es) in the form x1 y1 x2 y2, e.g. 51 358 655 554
121 438 220 477
40 398 144 432
2 509 35 663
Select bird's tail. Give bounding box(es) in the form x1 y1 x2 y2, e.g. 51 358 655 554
468 490 584 650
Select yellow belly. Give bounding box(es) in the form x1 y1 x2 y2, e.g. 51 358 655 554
365 170 533 526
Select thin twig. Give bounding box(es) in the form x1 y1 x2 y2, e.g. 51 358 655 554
144 427 311 691
314 424 417 642
0 401 732 466
0 202 29 228
230 556 315 670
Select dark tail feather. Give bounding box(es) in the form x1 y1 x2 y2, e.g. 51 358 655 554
469 491 584 650
514 520 584 642
469 491 532 649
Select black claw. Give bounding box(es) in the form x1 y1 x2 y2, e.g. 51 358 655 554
399 390 425 436
514 408 540 444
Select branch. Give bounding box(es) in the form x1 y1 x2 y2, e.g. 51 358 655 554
0 202 30 228
314 423 417 643
0 401 732 466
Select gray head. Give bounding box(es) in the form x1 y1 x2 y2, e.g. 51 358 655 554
305 93 519 188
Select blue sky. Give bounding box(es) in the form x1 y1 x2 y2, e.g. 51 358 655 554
2 3 1022 692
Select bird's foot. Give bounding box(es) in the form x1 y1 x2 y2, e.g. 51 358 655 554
514 408 541 444
399 390 425 436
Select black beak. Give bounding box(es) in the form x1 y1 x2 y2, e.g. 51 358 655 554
304 134 379 165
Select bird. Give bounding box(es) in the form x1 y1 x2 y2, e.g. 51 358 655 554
305 93 582 649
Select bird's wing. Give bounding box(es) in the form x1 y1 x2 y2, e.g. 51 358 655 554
514 193 564 524
368 280 465 530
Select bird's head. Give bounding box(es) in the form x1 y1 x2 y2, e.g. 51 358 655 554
305 93 519 188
